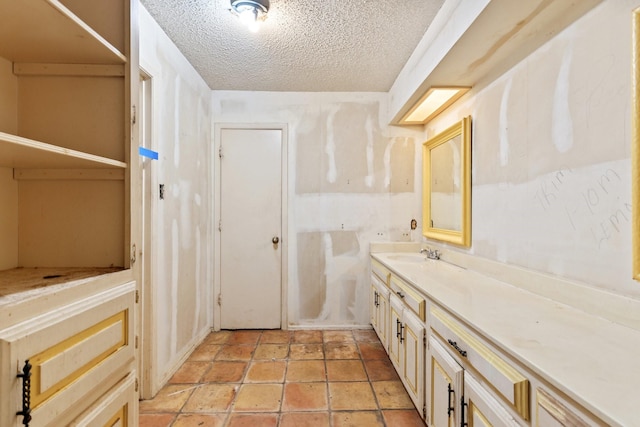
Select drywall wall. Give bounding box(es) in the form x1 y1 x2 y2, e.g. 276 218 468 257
140 5 213 395
423 0 640 302
212 91 424 327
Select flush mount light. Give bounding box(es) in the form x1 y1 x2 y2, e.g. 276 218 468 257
230 0 270 32
400 87 470 125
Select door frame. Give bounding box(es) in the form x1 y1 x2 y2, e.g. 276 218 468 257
213 123 289 331
138 68 158 399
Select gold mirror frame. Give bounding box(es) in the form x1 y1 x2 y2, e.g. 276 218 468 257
422 116 471 247
633 9 640 280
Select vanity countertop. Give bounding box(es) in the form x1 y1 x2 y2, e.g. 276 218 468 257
371 251 640 427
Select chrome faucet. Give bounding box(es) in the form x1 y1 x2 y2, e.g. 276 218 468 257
420 248 441 260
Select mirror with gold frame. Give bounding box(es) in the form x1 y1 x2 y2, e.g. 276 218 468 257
422 116 471 247
633 9 640 280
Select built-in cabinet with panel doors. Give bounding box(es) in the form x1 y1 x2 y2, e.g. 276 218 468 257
370 273 390 348
371 252 623 427
0 0 140 425
389 275 426 416
429 306 527 427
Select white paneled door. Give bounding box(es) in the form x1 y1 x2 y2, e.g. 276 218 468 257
219 128 283 329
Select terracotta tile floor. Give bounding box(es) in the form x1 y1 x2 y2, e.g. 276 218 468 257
139 329 426 427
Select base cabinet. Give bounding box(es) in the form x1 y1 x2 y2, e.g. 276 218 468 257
428 337 519 427
0 281 136 427
390 294 425 414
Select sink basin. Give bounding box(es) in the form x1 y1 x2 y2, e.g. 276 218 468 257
386 254 425 263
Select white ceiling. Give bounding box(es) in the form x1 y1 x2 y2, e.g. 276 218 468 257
140 0 445 92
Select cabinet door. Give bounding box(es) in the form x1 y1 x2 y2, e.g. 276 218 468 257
402 309 425 412
428 337 463 427
389 295 403 370
372 278 389 350
370 281 379 332
463 373 520 427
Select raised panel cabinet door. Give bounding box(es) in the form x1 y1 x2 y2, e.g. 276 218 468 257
428 337 463 427
463 372 520 427
402 309 425 412
377 286 389 350
389 295 403 370
370 282 379 333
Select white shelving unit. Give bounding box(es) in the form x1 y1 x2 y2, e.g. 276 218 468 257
0 0 139 423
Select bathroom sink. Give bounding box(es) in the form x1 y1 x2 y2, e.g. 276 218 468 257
386 254 425 263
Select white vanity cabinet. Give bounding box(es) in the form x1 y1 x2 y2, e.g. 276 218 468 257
428 336 519 427
389 291 426 415
370 251 635 427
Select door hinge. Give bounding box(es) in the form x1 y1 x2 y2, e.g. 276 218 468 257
218 219 222 232
423 330 427 348
219 146 223 159
135 335 139 349
132 105 137 125
135 290 140 304
217 293 222 306
423 404 427 419
135 378 139 392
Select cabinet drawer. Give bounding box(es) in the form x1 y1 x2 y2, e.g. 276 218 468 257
431 307 529 420
535 388 604 427
70 372 137 427
0 282 135 427
371 259 391 285
390 275 425 321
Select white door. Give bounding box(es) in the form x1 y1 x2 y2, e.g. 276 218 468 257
220 128 282 329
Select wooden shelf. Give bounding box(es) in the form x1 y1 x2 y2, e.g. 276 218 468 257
0 0 126 64
0 267 125 298
0 132 127 169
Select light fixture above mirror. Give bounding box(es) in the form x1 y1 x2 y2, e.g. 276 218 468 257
400 87 470 125
230 0 269 32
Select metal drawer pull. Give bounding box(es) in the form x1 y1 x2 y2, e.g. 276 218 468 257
461 397 468 427
447 383 454 416
396 291 405 298
447 339 468 357
17 360 32 427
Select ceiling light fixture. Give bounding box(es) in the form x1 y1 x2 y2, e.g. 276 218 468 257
400 87 470 125
230 0 270 32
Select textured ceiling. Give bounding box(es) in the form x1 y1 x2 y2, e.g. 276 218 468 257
140 0 445 91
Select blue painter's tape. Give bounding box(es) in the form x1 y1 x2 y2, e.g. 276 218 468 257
139 146 159 160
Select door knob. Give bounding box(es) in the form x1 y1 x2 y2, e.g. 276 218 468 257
272 236 280 244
